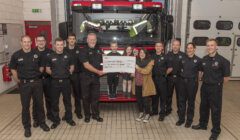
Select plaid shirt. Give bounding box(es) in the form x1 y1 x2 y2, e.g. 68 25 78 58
135 70 143 86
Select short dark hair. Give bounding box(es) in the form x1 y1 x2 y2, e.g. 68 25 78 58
68 32 76 38
155 41 164 46
54 37 63 44
186 42 196 49
110 41 118 46
36 33 46 40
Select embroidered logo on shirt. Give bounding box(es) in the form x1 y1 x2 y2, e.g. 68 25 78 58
161 57 164 60
76 50 79 54
47 53 50 56
203 62 206 66
194 59 197 63
214 61 219 66
34 54 38 59
64 55 68 59
179 55 182 59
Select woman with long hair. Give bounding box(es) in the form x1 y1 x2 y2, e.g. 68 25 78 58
132 48 156 123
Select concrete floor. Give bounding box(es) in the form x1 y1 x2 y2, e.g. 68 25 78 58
0 81 239 140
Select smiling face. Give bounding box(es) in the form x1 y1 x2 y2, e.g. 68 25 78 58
55 40 64 54
110 42 118 53
207 40 218 55
126 46 133 56
155 42 164 54
36 36 46 50
171 40 181 53
67 35 76 47
139 49 146 59
87 33 97 48
186 43 196 57
21 36 32 52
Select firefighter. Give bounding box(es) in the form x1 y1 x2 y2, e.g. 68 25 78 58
107 41 121 99
9 35 50 137
32 34 54 127
192 39 230 140
166 39 185 116
46 37 76 129
64 33 83 119
176 43 201 127
151 42 172 121
79 32 104 123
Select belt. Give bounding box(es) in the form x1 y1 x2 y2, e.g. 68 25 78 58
41 76 50 79
52 78 68 83
169 74 178 78
20 79 39 84
83 72 98 77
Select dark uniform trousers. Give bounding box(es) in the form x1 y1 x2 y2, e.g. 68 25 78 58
200 83 223 135
80 73 100 118
152 76 168 115
178 77 198 122
69 72 82 115
107 73 119 96
19 79 45 129
33 77 52 122
50 79 72 123
167 75 181 114
135 86 151 114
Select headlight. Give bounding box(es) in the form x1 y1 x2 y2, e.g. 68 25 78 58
133 4 143 10
73 3 81 7
152 4 161 8
92 3 102 10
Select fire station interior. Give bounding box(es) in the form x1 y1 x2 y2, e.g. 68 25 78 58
0 0 240 140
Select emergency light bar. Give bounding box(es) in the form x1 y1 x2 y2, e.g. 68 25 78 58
73 3 81 7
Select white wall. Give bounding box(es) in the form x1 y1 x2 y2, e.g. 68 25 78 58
0 0 24 24
50 0 66 41
0 0 24 94
23 0 51 21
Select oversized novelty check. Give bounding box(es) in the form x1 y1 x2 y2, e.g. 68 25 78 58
103 56 136 73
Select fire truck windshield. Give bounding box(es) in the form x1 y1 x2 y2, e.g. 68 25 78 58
73 13 161 46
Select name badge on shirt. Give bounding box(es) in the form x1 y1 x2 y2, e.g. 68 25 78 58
18 58 23 62
202 62 206 66
179 55 182 59
64 55 68 59
47 53 50 56
194 59 197 63
52 58 57 61
161 57 164 60
76 50 79 54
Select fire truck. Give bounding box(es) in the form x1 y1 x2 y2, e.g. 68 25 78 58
59 0 173 102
